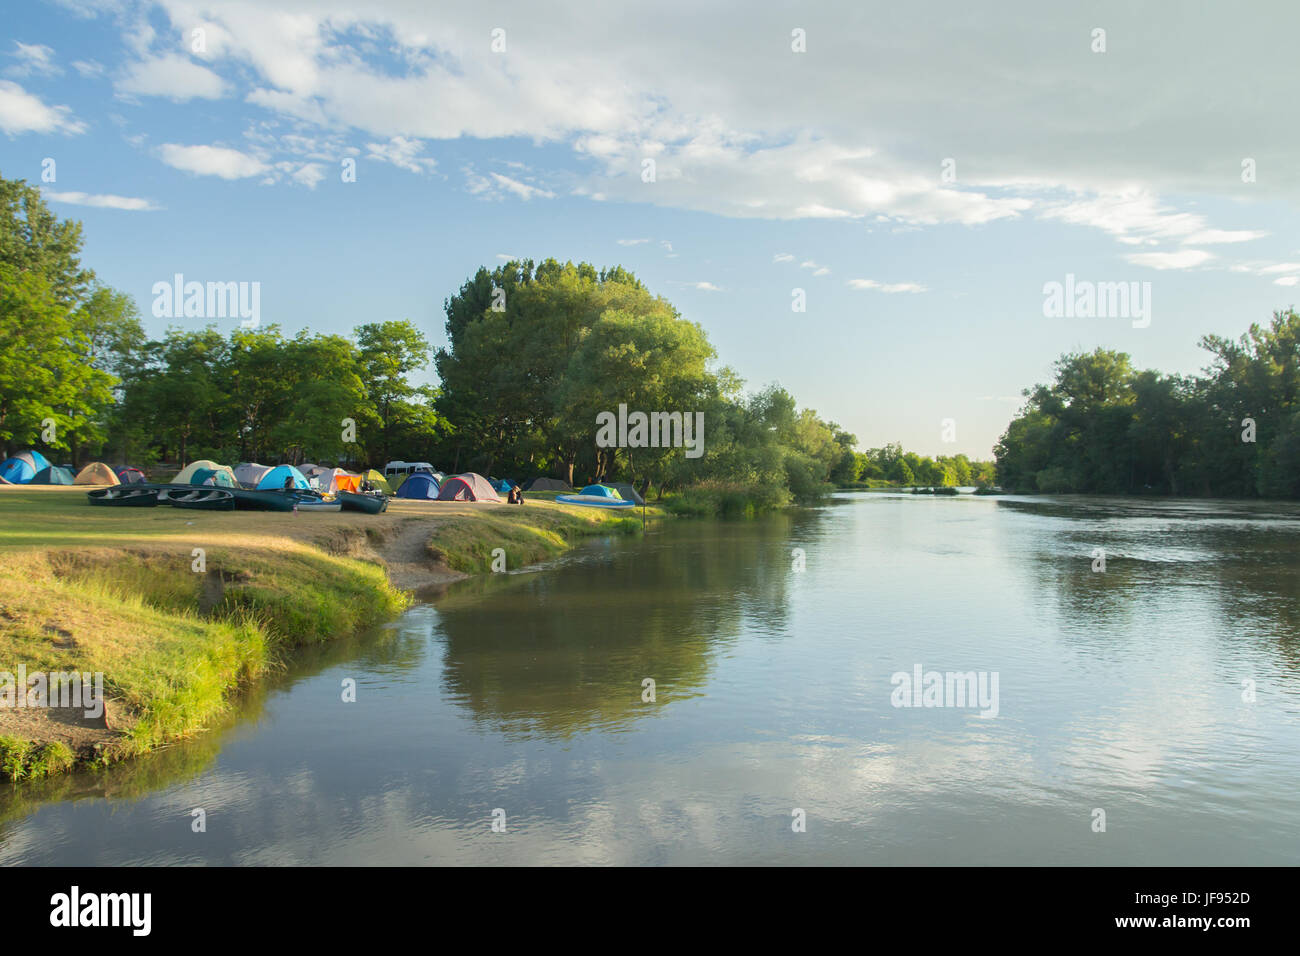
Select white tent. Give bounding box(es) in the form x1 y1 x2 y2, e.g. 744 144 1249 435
233 462 271 488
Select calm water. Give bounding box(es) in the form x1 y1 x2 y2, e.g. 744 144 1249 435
3 492 1300 865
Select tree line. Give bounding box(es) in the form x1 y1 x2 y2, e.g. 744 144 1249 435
2 174 867 504
995 310 1300 498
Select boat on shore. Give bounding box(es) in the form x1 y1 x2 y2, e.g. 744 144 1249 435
555 493 635 508
231 488 298 512
87 486 160 507
338 491 388 514
160 487 236 510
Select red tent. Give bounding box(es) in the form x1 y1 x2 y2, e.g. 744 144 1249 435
436 472 502 502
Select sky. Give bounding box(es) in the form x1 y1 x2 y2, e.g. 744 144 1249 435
1 0 1298 458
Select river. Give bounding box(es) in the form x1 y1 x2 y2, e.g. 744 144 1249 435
3 491 1299 865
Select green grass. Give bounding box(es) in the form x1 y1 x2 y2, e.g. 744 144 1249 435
427 502 649 573
0 489 659 781
0 490 410 781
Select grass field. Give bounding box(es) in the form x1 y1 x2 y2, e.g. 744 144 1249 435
0 486 658 780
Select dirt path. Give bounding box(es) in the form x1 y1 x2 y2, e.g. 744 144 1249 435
373 517 468 592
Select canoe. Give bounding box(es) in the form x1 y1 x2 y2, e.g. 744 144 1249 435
291 494 342 513
87 486 159 507
555 494 636 508
160 487 236 511
231 489 298 512
338 491 388 514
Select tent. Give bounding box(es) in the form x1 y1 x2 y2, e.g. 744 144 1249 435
173 460 225 484
0 450 51 484
491 477 517 493
359 469 392 494
316 468 360 494
299 463 324 476
437 472 502 502
192 467 237 488
116 466 147 484
256 464 310 490
233 462 271 488
74 462 121 485
578 484 622 499
523 477 572 492
607 482 646 506
394 472 440 499
32 465 75 485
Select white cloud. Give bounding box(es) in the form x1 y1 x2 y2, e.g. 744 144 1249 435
800 259 830 276
8 42 61 78
289 162 325 188
617 238 651 246
692 281 722 291
848 278 927 293
1274 276 1299 287
365 135 436 173
42 190 160 210
159 143 268 179
60 0 1298 253
466 168 555 201
117 53 226 101
773 253 794 263
0 80 85 135
72 59 104 78
1124 249 1214 271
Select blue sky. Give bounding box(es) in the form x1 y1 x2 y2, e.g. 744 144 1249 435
2 0 1298 457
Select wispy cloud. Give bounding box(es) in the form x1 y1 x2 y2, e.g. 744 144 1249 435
7 42 60 78
1124 249 1214 271
848 278 926 293
42 190 160 211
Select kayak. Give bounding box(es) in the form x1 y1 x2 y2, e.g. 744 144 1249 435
87 486 160 507
338 491 388 514
555 494 635 508
160 487 236 511
294 497 342 512
232 489 297 512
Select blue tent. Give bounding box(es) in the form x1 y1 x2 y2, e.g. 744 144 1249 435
0 450 51 484
491 477 517 493
256 464 310 490
579 484 622 499
395 472 440 499
31 465 74 485
192 467 237 488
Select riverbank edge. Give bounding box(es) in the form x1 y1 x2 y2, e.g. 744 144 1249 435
0 501 656 783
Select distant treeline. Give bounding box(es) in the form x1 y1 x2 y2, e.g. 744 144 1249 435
844 444 996 488
996 311 1300 498
2 175 870 506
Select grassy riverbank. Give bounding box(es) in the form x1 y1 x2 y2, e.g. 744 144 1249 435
0 488 658 781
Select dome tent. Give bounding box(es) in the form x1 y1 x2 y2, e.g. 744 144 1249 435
394 472 439 499
606 482 646 506
359 469 392 494
0 450 51 484
523 477 572 492
192 467 237 488
578 484 622 499
116 466 147 484
233 462 272 488
436 473 502 502
256 464 310 490
173 460 225 484
74 462 120 485
32 465 75 485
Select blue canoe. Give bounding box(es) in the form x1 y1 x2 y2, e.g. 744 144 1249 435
555 494 635 508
